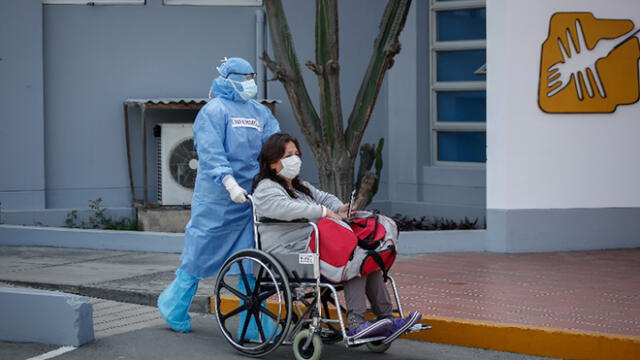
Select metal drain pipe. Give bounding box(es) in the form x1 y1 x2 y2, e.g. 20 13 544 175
255 8 267 99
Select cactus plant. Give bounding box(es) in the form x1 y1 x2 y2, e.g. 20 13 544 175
262 0 411 201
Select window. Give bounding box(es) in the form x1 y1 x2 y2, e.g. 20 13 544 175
43 0 144 4
430 0 486 165
163 0 262 5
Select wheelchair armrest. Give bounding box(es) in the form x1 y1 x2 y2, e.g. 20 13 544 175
258 217 310 224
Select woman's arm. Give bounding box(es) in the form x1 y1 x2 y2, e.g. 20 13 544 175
253 181 324 221
304 181 344 213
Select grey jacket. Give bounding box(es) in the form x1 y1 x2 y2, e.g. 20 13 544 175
252 178 343 254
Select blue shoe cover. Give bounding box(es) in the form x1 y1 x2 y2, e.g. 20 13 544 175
158 269 200 333
237 274 278 340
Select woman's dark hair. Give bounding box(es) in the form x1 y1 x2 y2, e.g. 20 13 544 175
253 133 313 199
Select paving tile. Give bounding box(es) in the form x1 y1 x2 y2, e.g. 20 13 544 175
90 298 165 339
391 249 640 337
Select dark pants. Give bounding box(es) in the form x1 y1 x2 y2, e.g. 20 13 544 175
343 270 393 329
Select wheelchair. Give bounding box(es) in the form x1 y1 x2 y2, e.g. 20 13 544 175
213 196 430 360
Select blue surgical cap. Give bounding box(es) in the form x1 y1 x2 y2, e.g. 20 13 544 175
210 57 255 102
217 57 255 78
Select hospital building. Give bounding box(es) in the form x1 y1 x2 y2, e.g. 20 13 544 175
1 0 638 253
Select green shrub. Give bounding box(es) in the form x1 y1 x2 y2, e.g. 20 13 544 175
64 198 138 231
391 214 484 231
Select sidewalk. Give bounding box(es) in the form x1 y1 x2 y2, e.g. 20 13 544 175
393 249 640 360
1 245 639 359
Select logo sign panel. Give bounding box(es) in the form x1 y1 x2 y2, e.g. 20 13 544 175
538 12 640 113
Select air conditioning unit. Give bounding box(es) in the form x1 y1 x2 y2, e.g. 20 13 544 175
157 123 198 205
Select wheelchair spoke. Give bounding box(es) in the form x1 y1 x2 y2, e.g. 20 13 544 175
253 309 267 343
238 263 252 296
259 305 278 320
257 288 277 302
221 303 249 321
252 267 264 297
238 309 251 344
220 280 249 302
259 304 287 333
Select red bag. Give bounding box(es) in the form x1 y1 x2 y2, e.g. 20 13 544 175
308 218 358 283
359 245 397 279
349 213 397 280
306 213 399 283
349 216 387 250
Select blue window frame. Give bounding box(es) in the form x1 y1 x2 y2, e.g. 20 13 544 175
436 50 486 82
431 0 486 165
437 132 486 163
437 91 486 123
436 8 487 41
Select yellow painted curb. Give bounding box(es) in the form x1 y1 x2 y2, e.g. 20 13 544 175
210 296 640 360
407 316 640 360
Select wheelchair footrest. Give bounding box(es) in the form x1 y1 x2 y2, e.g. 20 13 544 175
407 323 432 333
346 335 387 346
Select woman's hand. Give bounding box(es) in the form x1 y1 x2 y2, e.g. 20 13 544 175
338 204 352 220
325 208 344 221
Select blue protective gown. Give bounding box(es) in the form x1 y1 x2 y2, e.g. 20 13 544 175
180 63 280 279
158 58 279 333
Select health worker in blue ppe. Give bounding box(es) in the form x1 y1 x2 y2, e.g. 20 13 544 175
157 57 280 333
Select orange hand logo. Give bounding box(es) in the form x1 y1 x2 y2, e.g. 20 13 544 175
538 12 640 113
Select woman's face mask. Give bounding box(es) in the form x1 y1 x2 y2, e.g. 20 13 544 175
278 155 302 179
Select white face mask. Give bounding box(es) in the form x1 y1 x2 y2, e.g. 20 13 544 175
278 155 302 179
228 78 258 100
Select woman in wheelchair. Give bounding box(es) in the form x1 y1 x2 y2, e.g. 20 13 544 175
251 133 422 343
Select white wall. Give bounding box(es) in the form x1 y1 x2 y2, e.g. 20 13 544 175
487 0 640 210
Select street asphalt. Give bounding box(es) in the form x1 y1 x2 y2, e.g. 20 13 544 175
2 310 560 360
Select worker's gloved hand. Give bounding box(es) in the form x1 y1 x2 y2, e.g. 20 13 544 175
222 175 248 203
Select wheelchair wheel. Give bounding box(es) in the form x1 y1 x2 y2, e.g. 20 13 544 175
214 249 292 357
366 340 391 353
293 329 323 360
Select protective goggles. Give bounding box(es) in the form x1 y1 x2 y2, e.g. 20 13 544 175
225 72 256 80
